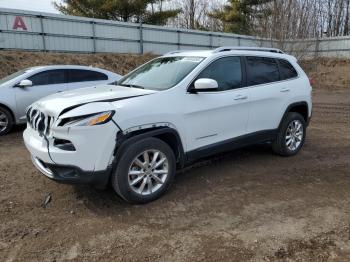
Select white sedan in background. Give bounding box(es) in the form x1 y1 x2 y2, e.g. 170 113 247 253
0 65 121 135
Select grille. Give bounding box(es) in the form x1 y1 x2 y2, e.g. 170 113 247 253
26 107 54 136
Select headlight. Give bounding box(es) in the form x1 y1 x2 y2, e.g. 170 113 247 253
60 111 115 127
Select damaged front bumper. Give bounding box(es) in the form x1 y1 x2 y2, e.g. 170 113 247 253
31 156 112 188
23 121 119 187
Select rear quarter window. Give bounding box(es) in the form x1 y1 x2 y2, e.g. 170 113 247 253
278 59 298 80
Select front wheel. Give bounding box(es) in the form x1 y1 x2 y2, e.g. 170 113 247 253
0 107 14 136
272 112 306 156
111 137 176 204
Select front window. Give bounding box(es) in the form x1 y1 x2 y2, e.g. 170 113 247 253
118 56 204 91
28 70 66 86
196 56 242 91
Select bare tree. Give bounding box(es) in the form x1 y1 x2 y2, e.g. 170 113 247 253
168 0 223 30
320 0 350 37
344 0 350 35
163 0 350 38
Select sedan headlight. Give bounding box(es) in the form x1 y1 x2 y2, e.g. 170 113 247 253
60 111 115 127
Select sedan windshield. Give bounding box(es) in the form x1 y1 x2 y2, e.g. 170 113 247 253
0 68 29 85
118 56 204 91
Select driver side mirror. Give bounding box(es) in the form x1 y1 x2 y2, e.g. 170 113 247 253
192 78 218 92
16 79 33 88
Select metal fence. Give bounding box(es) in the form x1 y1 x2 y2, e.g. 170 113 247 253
0 8 272 54
1 8 350 57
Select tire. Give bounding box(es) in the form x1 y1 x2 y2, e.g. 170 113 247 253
272 112 306 156
0 106 14 136
111 137 176 204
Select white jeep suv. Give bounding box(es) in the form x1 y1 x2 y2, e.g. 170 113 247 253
23 47 312 204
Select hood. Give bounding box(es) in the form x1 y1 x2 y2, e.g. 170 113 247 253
32 85 157 117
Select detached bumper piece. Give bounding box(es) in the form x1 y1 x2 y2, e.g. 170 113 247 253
307 114 312 126
31 157 111 188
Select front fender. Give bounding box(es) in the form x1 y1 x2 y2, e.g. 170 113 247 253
114 127 186 168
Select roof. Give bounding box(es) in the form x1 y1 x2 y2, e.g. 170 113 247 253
23 65 121 77
28 65 102 71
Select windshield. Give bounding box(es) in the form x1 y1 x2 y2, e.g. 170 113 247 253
0 68 29 85
118 56 204 91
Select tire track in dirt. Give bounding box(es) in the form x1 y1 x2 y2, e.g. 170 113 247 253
1 88 350 261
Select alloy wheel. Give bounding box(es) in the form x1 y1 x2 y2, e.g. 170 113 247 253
0 110 9 133
285 120 304 151
128 149 169 196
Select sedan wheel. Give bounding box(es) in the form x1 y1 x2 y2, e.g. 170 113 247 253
0 111 8 133
0 107 13 135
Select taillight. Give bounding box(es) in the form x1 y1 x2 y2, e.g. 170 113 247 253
309 77 315 86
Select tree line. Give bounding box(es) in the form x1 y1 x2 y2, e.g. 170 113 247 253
55 0 350 39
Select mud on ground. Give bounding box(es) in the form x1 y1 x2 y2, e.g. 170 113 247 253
0 86 350 261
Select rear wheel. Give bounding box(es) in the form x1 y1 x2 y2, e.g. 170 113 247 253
111 137 176 204
0 107 14 136
272 112 306 156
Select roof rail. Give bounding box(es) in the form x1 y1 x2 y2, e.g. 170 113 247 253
213 46 284 54
164 50 193 55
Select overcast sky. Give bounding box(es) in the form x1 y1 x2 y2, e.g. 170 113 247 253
0 0 62 13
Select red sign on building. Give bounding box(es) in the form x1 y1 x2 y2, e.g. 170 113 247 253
12 16 28 31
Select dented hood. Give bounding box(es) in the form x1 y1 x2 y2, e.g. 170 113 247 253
31 85 157 117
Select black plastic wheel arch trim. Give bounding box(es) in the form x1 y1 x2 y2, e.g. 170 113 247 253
279 101 310 129
112 127 186 169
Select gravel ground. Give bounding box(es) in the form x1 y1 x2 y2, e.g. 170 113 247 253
0 87 350 262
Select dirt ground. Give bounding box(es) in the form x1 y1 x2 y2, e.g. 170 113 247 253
300 58 350 89
0 85 349 261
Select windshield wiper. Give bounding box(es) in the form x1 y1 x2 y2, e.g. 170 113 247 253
119 83 145 89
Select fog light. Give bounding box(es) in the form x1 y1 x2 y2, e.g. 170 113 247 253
54 139 76 151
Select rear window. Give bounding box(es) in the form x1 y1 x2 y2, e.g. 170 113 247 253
246 56 279 86
278 59 298 80
68 69 108 83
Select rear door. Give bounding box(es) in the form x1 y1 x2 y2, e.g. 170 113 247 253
67 69 109 90
14 69 67 121
184 56 251 152
245 56 297 133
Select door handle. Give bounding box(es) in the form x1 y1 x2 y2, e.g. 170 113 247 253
280 88 290 92
234 95 248 100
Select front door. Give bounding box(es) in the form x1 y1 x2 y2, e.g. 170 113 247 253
183 56 250 152
14 69 67 122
